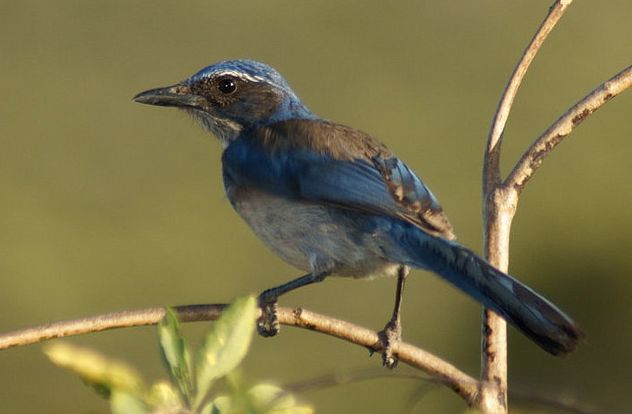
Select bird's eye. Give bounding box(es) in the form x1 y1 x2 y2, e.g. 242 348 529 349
217 77 237 94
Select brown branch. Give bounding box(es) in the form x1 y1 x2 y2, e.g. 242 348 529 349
0 304 478 404
480 1 573 412
506 64 632 193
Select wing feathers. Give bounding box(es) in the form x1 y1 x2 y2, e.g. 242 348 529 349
226 119 455 239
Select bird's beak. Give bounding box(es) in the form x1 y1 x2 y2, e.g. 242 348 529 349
132 84 207 109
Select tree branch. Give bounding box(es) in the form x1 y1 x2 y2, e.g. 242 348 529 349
480 2 573 412
0 304 478 405
506 64 632 193
483 0 574 196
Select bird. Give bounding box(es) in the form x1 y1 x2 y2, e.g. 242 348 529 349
133 59 582 367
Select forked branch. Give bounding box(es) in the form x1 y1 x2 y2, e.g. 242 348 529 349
484 0 574 195
481 1 574 412
506 65 632 193
481 0 632 412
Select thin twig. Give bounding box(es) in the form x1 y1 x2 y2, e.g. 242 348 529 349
483 0 574 195
510 385 606 414
283 366 430 393
0 304 478 404
506 64 632 192
480 2 573 412
284 367 607 414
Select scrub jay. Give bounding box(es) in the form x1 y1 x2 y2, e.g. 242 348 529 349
134 59 581 367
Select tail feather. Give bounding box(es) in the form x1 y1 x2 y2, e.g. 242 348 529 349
394 227 583 356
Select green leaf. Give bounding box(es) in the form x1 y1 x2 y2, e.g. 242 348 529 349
159 307 193 403
44 342 144 398
202 398 228 414
194 296 257 408
146 380 182 408
111 390 149 414
247 384 313 414
206 384 313 414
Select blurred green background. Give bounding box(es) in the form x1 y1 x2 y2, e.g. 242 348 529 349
1 1 631 412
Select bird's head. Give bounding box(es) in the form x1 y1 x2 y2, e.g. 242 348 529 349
133 59 314 146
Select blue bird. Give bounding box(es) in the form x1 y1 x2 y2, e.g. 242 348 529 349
133 59 582 366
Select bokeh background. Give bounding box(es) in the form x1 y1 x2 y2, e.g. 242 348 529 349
1 1 631 412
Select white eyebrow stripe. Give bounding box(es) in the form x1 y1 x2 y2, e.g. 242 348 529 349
210 70 266 83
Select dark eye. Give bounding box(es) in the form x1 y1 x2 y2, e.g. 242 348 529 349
217 77 237 94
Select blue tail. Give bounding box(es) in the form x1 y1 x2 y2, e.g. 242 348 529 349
384 222 583 356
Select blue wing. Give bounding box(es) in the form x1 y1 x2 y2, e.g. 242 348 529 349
222 119 455 239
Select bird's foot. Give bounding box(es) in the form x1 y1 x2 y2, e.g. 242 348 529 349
257 296 280 337
378 319 401 369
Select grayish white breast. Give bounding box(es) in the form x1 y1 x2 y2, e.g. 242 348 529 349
226 185 401 279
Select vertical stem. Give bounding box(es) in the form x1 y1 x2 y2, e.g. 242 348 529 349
479 187 517 413
479 309 507 414
480 3 572 412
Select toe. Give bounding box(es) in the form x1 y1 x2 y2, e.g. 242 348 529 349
378 320 402 369
257 301 280 337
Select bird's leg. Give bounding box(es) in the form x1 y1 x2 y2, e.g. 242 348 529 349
257 271 330 337
378 265 409 369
